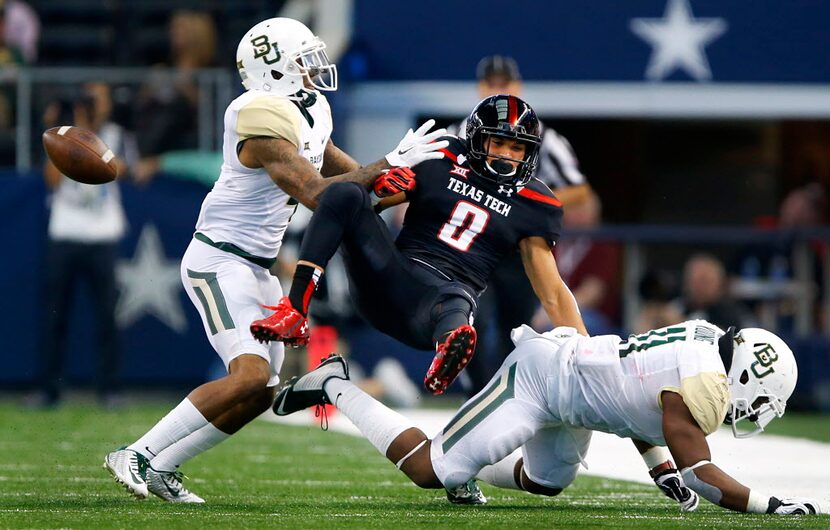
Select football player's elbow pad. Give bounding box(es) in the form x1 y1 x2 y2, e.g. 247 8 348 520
680 461 723 506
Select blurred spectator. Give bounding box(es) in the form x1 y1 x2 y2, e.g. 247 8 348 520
135 10 217 182
0 1 24 165
532 192 621 335
33 85 132 408
633 269 684 334
448 55 593 396
676 253 753 331
734 183 828 333
0 4 24 67
0 0 38 63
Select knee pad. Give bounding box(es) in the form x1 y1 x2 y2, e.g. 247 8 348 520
320 182 369 212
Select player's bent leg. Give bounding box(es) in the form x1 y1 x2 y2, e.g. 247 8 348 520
386 428 442 489
211 385 276 434
425 296 477 395
519 463 563 497
187 354 272 421
519 424 590 497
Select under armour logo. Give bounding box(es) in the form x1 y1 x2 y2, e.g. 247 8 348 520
497 185 514 197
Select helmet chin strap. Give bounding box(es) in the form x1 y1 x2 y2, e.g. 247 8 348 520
486 159 517 177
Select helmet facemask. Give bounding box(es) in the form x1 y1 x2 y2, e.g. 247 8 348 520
291 37 337 92
468 128 540 186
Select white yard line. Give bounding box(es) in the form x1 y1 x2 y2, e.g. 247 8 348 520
264 408 830 511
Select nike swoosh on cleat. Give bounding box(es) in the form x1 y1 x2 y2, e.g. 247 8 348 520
161 478 180 497
276 396 290 416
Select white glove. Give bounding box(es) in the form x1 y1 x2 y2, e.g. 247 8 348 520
385 119 449 167
772 497 821 515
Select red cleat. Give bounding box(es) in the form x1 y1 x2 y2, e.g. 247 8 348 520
250 297 310 347
424 324 477 395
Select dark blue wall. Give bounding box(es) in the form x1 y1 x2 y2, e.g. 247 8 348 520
350 1 830 82
0 173 212 387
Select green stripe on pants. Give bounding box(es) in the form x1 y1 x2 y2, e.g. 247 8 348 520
442 363 517 452
187 269 235 335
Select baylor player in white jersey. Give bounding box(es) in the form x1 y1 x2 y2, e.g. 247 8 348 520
274 320 821 515
103 17 448 503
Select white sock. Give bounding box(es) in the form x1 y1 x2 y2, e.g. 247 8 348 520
128 398 208 459
477 450 523 490
324 378 412 456
149 422 230 472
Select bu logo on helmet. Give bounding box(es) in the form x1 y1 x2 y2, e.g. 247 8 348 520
250 35 281 65
751 343 779 378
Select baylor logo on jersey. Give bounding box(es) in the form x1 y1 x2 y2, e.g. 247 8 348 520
751 343 779 378
251 35 281 65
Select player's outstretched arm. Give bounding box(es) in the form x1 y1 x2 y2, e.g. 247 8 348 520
662 391 820 515
241 121 447 210
240 137 389 210
519 237 588 335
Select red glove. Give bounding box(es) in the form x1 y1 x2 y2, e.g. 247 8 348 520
373 167 416 198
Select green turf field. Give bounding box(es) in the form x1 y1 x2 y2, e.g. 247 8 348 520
0 401 826 529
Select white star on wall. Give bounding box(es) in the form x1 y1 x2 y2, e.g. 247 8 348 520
116 224 187 333
630 0 728 81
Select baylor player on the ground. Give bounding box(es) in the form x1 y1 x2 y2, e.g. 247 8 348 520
102 17 447 503
273 320 821 515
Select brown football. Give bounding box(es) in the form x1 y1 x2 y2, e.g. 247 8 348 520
42 126 118 185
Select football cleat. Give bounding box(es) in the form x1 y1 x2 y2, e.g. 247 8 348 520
446 479 488 505
250 297 310 346
272 354 349 416
146 467 205 503
103 447 150 499
424 325 477 395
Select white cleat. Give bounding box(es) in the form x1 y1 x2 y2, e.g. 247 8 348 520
272 354 349 416
446 479 488 505
146 467 205 503
103 448 149 499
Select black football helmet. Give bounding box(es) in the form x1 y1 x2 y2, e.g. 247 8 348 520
466 94 541 186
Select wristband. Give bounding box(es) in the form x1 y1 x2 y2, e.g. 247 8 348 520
746 490 772 513
642 445 672 470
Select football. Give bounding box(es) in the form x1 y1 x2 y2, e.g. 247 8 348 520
42 126 118 185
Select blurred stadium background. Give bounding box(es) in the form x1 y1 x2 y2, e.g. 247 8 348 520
0 0 828 415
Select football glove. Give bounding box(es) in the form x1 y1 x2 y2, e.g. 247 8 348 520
653 468 700 512
771 496 821 515
385 119 448 167
374 167 416 198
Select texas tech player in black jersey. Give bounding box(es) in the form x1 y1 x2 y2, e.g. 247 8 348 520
397 136 563 293
252 95 586 395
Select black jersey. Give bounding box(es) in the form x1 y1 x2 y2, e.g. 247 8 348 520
395 136 563 292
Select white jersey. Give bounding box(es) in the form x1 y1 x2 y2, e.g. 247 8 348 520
431 320 730 490
534 320 730 445
195 89 332 261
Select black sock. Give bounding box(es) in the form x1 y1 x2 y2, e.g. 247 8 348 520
289 264 322 316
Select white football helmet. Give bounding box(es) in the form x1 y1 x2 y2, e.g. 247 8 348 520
725 328 798 438
236 18 337 97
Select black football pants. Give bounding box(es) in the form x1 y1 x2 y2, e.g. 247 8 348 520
298 182 477 350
